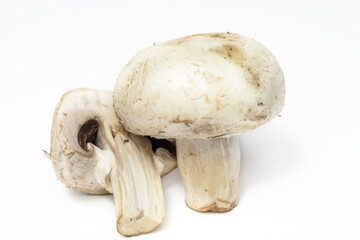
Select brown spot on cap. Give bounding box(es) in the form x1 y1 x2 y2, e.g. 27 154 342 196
209 44 261 89
210 33 227 39
171 116 194 125
209 44 246 63
249 115 267 121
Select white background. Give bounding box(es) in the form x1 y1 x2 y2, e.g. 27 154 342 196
1 0 359 239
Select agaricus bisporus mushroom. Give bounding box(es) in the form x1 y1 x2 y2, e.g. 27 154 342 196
113 33 285 212
44 88 176 236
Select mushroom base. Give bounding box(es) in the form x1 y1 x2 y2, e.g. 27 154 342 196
176 136 241 212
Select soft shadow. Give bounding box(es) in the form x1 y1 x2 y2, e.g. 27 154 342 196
66 189 113 203
155 168 184 232
162 168 183 191
238 126 303 200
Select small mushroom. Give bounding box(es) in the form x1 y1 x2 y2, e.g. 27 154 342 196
44 88 176 236
113 33 285 212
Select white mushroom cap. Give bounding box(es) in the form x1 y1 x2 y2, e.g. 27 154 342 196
46 88 119 194
113 32 285 139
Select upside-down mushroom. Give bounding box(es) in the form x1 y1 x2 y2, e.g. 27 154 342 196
113 33 285 212
44 88 176 236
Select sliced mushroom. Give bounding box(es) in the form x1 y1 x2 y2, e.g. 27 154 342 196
44 88 176 236
113 33 285 212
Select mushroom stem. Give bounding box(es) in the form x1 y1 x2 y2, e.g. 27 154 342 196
176 136 241 212
95 128 164 236
113 133 164 236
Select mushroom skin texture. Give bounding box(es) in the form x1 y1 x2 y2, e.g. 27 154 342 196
44 88 176 236
113 32 285 212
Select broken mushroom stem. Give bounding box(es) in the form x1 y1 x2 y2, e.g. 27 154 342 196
93 123 165 236
176 136 241 212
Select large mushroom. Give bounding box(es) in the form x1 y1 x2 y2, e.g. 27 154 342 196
44 88 176 236
113 33 285 212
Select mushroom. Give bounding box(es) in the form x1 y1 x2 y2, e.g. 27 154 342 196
44 88 176 236
113 33 285 212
